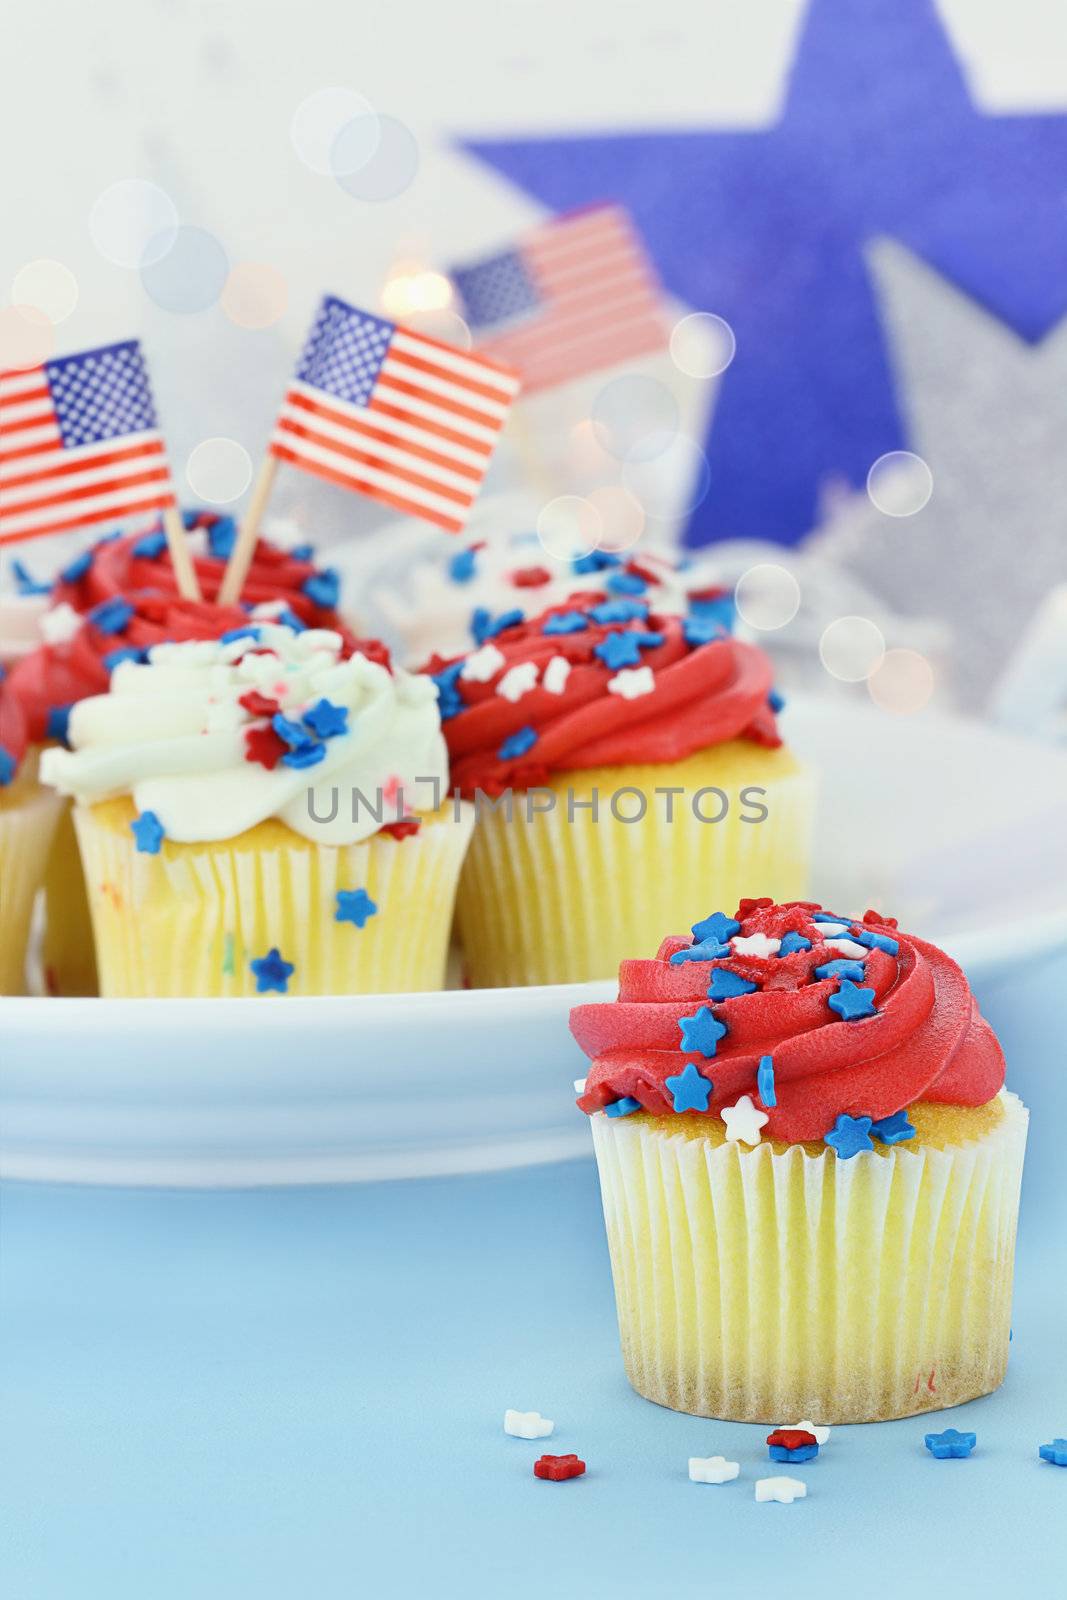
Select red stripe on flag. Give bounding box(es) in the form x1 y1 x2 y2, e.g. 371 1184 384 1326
270 444 464 534
366 396 493 456
0 493 175 547
0 464 172 521
0 438 165 493
374 371 504 431
385 345 516 405
285 391 482 481
274 417 475 508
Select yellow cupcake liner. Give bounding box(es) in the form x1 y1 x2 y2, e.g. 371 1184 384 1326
590 1092 1027 1422
0 755 64 995
41 801 99 997
455 742 815 986
72 796 474 997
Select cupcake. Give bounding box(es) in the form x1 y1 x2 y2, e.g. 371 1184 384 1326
428 595 813 986
572 898 1027 1422
38 621 472 997
371 529 731 665
0 670 64 992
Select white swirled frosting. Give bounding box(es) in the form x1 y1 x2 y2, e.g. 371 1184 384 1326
39 624 449 845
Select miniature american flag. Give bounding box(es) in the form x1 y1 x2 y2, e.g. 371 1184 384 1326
450 205 669 395
270 295 520 535
0 341 176 546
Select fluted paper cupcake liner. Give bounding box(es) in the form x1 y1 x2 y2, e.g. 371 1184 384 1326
456 743 815 986
72 797 474 997
590 1092 1027 1422
0 759 64 995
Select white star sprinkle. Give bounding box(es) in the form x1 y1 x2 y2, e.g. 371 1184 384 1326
542 655 571 695
787 1420 831 1445
39 602 83 644
496 662 540 702
689 1456 740 1484
460 643 506 683
722 1095 769 1146
755 1476 807 1504
822 937 868 959
606 665 655 700
504 1409 554 1440
812 920 848 936
730 932 781 958
573 1077 587 1095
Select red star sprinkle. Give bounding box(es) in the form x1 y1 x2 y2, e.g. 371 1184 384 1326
380 818 421 840
766 1428 817 1451
244 722 287 769
534 1454 586 1481
509 565 553 588
239 690 281 717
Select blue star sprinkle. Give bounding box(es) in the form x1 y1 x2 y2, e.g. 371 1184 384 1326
1038 1440 1067 1467
103 647 144 672
683 615 726 649
221 625 262 645
827 978 878 1021
769 1443 817 1464
289 543 315 563
814 958 866 982
850 927 901 956
448 546 478 582
206 516 237 559
594 630 644 670
431 661 465 721
678 1006 728 1059
757 1055 776 1108
870 1110 916 1145
630 630 664 651
336 888 378 928
0 746 16 786
11 559 50 595
707 968 757 1000
925 1429 976 1460
589 598 648 624
130 529 167 559
46 704 73 743
302 698 349 739
812 912 848 924
250 947 295 994
302 568 340 610
669 938 732 965
768 689 786 713
471 606 524 645
59 549 93 582
572 550 620 575
87 596 133 635
824 1114 875 1160
692 911 740 944
605 1095 642 1118
274 607 306 632
542 610 589 635
605 570 647 596
272 713 315 751
129 810 164 854
687 593 735 633
665 1062 713 1113
778 931 812 956
281 741 326 770
499 726 538 761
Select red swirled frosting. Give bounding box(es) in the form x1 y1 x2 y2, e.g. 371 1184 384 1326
425 595 781 797
0 669 29 780
572 899 1005 1143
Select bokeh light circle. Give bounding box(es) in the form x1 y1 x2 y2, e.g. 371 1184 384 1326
621 433 711 519
291 87 379 175
333 115 419 202
866 451 934 517
381 267 453 320
536 495 603 563
185 437 253 504
818 615 886 682
11 259 79 325
734 563 801 631
867 648 934 714
670 312 736 378
0 305 54 370
141 226 229 314
592 375 679 462
399 309 472 349
220 262 289 329
588 485 645 553
89 179 179 269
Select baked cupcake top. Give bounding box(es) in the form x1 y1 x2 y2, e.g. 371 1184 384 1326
39 622 446 847
572 899 1005 1152
373 534 730 663
425 594 781 797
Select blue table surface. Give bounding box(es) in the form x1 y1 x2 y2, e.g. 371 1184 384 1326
3 954 1065 1599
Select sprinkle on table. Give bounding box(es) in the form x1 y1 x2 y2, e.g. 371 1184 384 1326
755 1477 806 1504
534 1454 585 1481
1038 1440 1067 1466
827 978 878 1021
689 1456 740 1485
824 1113 875 1159
129 810 164 854
250 947 295 994
504 1409 554 1440
924 1429 976 1459
665 1062 714 1113
336 888 378 928
678 1006 728 1058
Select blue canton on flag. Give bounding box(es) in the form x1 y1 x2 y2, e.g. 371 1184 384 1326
452 251 542 331
294 298 395 408
45 342 161 449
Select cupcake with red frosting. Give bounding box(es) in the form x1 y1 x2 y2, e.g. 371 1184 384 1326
0 670 64 992
572 898 1028 1422
428 594 813 986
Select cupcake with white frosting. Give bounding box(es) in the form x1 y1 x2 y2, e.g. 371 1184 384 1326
39 622 473 997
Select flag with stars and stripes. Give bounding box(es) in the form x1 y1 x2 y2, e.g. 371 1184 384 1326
0 340 176 546
450 205 669 395
269 295 520 535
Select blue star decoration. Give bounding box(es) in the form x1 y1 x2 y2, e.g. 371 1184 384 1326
1038 1439 1067 1467
250 947 295 994
499 726 538 761
925 1428 976 1460
669 937 731 966
594 630 644 670
827 978 878 1021
757 1055 776 1108
665 1061 713 1113
777 931 811 956
472 606 523 645
678 1006 728 1059
336 888 378 929
605 1095 642 1118
448 546 478 582
824 1113 874 1160
691 911 740 944
302 698 349 739
465 0 1067 546
871 1110 915 1145
707 968 756 1000
542 610 588 635
129 810 164 854
814 957 866 982
301 568 340 610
